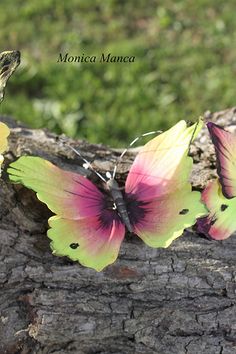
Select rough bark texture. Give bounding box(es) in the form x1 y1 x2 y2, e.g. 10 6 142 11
1 108 236 354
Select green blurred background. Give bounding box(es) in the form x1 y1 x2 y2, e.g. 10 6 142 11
1 0 236 147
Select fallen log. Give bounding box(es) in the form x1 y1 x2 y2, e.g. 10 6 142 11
0 108 236 354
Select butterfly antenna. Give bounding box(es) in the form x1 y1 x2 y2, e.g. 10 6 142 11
112 130 162 179
188 118 202 153
66 144 107 183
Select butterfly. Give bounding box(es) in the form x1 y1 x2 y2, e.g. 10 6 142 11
8 120 206 271
0 50 21 104
0 122 10 172
198 122 236 240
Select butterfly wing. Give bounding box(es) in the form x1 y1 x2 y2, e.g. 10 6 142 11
197 179 236 240
48 215 125 271
8 156 106 219
125 120 202 200
8 156 125 270
0 122 10 170
125 120 206 247
207 122 236 198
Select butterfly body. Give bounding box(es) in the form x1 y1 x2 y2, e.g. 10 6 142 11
106 178 133 232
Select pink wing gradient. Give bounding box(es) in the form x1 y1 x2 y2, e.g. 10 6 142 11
197 122 236 240
197 179 236 240
8 157 125 271
125 120 206 247
207 122 236 198
126 120 200 199
48 215 125 272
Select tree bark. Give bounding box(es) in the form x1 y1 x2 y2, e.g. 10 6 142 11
1 108 236 354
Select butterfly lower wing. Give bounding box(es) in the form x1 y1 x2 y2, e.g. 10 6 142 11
0 122 10 170
197 179 236 240
207 122 236 198
48 214 125 271
8 156 126 270
128 184 206 247
125 120 202 200
8 156 105 219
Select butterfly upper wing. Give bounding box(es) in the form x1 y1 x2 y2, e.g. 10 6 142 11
8 156 125 271
48 214 125 272
207 122 236 198
8 156 107 219
197 179 236 240
125 119 206 247
0 122 10 170
125 120 202 200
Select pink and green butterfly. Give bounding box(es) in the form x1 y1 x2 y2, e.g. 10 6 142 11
8 120 206 271
198 122 236 240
